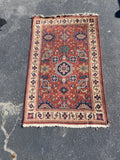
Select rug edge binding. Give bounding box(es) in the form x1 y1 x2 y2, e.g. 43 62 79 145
23 123 110 128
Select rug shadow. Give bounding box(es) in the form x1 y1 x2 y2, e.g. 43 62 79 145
0 18 7 31
115 0 120 18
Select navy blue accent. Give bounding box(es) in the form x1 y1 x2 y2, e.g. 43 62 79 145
75 100 92 109
52 57 58 63
60 87 68 94
74 32 87 42
70 75 76 82
43 32 55 41
70 56 77 63
57 62 70 76
38 100 54 109
51 75 58 82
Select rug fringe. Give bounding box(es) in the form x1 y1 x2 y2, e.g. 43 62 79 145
32 13 99 18
23 123 110 128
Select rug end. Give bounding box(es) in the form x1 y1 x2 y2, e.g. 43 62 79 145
32 13 99 18
23 123 110 128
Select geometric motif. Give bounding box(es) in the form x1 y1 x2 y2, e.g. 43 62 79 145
52 56 58 63
60 32 69 41
51 75 58 82
43 32 55 41
74 32 87 41
78 78 88 89
41 80 49 88
70 75 77 82
23 14 109 128
60 87 68 94
60 46 70 54
56 61 72 76
77 49 87 59
70 56 77 63
43 51 51 59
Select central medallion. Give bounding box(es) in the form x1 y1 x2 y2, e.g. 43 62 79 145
56 61 72 77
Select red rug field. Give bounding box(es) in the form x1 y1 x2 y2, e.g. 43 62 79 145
23 14 109 128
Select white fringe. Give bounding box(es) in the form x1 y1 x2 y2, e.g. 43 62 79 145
23 123 110 128
32 13 99 18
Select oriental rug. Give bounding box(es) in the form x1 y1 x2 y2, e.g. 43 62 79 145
23 14 109 128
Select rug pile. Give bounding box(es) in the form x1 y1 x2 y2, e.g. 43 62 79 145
23 14 109 128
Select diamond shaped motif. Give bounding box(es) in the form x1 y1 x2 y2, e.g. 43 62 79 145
56 61 72 77
60 32 69 41
74 32 87 41
43 33 55 41
60 87 68 94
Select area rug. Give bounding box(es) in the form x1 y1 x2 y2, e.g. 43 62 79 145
23 14 109 128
